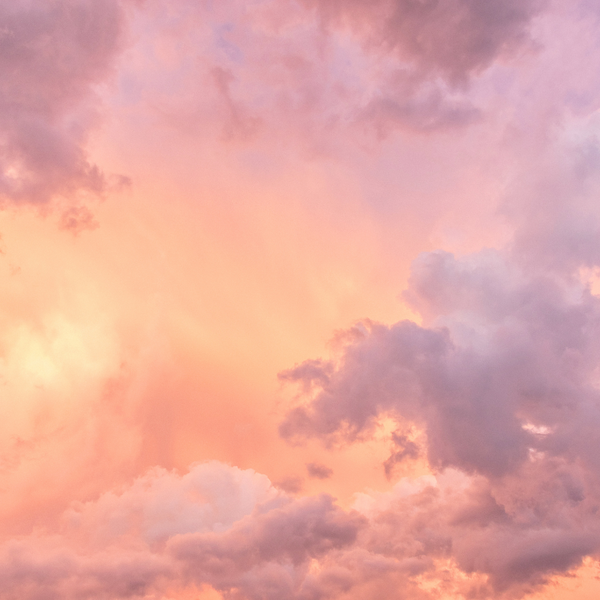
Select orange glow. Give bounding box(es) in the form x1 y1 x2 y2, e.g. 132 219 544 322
3 1 600 599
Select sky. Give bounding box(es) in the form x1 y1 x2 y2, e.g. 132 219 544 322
4 0 600 598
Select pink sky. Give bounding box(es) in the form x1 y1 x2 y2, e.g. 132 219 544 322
3 0 600 598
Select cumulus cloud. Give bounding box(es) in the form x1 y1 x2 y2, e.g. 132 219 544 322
0 0 131 207
0 462 365 600
279 188 600 593
16 459 592 599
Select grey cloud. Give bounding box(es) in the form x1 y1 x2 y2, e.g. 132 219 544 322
278 244 600 591
0 463 365 600
306 462 333 479
305 0 545 84
170 494 363 573
281 247 600 473
383 432 420 478
0 0 131 207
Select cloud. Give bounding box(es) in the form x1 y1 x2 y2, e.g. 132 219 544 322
171 493 363 598
0 0 561 210
0 0 132 207
129 0 548 151
17 459 593 599
0 462 365 600
5 1 600 599
383 432 420 478
5 461 594 599
306 462 333 479
279 234 600 592
0 540 172 600
305 0 544 84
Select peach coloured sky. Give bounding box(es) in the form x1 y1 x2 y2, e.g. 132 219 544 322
3 1 600 599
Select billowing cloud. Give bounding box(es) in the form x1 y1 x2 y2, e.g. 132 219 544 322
0 0 132 208
0 462 365 600
279 177 600 593
14 458 592 599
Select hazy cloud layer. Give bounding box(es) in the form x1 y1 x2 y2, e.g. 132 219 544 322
305 0 544 83
0 0 550 209
126 0 552 150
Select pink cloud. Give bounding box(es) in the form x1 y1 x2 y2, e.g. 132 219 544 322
0 462 364 600
5 1 600 599
304 0 544 84
125 0 549 152
279 239 600 591
0 0 133 208
306 462 333 479
277 99 600 590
